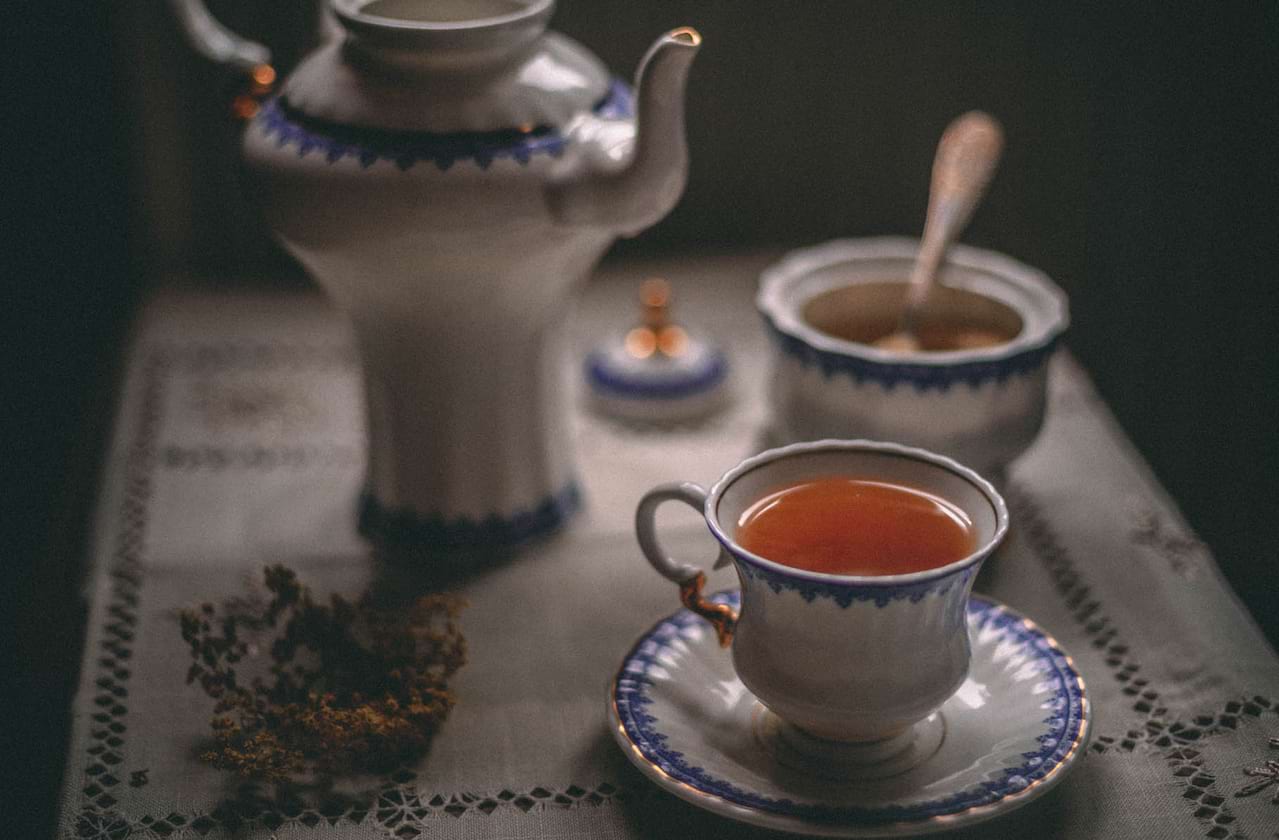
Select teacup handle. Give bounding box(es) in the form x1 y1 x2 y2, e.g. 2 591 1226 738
636 482 739 648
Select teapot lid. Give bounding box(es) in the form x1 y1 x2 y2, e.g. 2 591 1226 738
281 0 612 133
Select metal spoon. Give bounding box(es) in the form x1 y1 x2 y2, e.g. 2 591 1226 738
876 111 1005 352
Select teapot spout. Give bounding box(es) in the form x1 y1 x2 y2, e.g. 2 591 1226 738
547 27 702 234
168 0 272 72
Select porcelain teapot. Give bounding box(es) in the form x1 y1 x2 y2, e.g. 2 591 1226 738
171 0 701 548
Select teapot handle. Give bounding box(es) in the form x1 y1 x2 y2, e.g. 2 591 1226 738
168 0 284 118
168 0 272 73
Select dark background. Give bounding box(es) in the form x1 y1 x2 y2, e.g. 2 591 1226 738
11 2 1277 836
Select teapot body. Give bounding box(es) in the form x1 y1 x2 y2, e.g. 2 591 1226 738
241 83 629 538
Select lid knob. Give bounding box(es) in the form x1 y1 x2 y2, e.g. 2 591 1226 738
626 279 689 359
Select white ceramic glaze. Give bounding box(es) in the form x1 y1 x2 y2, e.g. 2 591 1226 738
610 592 1091 836
291 0 600 133
173 0 701 544
757 238 1069 479
634 440 1009 746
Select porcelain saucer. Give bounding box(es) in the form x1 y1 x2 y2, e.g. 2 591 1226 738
609 592 1089 837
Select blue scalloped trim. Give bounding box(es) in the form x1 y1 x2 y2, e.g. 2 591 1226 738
732 553 981 607
257 80 633 171
358 483 580 548
584 349 728 400
615 592 1087 824
763 317 1058 392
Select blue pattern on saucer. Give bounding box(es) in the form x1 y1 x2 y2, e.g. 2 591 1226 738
614 592 1087 825
258 80 633 172
763 317 1059 393
732 552 981 608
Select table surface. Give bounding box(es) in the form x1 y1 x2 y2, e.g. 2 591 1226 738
58 254 1279 840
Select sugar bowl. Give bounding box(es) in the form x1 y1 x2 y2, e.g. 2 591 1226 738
758 236 1069 478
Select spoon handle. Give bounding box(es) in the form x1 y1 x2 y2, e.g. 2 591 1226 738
906 112 1005 311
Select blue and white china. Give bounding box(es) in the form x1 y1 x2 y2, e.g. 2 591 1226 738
585 335 730 423
758 238 1069 479
170 0 701 545
584 279 730 423
610 591 1090 836
634 440 1008 748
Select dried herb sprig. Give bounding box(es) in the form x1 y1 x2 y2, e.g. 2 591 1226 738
180 565 466 779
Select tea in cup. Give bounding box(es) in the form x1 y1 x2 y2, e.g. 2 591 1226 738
635 439 1008 764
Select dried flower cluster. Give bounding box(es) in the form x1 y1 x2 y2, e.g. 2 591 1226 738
180 565 466 779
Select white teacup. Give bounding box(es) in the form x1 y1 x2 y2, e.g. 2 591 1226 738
636 439 1008 760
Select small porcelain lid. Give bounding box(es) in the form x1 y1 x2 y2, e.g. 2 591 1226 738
585 280 730 422
282 0 611 133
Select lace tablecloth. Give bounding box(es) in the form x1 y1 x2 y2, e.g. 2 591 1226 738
58 255 1279 839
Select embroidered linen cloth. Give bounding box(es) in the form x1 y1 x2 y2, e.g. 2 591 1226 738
58 255 1279 840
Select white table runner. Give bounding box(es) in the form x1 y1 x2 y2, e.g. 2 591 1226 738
59 255 1279 839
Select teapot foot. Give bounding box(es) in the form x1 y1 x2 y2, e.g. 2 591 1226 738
357 483 580 552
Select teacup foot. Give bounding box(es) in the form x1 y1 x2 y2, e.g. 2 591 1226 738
753 707 945 781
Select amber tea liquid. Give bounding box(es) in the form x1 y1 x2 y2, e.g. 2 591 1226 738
735 476 976 576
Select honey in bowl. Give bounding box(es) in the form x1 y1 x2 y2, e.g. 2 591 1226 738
870 324 1011 352
800 282 1022 353
735 476 976 576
